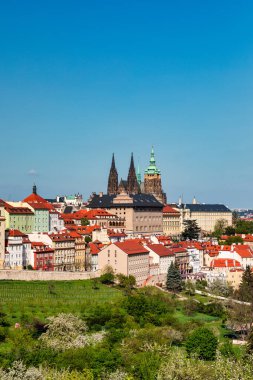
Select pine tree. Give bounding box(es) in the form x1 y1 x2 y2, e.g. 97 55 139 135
166 262 182 293
238 266 253 302
181 220 201 241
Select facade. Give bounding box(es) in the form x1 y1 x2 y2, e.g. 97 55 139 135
162 204 181 236
146 244 175 275
88 192 163 235
3 201 34 233
0 202 5 269
32 242 54 271
98 241 150 285
173 247 191 277
179 203 232 233
49 232 75 271
69 231 86 271
4 230 25 269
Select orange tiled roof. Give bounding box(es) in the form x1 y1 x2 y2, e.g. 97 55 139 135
163 204 180 214
8 229 27 237
115 240 149 255
147 244 174 257
210 258 241 268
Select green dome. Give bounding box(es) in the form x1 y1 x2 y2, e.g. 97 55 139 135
145 147 161 175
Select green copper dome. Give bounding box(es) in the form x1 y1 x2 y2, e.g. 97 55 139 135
145 147 161 175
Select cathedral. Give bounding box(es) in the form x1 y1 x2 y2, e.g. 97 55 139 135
107 148 167 204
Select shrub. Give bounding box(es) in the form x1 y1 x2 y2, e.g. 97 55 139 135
185 327 218 361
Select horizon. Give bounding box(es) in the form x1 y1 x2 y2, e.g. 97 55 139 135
1 1 253 208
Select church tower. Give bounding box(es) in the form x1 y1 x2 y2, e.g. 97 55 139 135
144 147 166 203
107 153 118 195
127 153 140 194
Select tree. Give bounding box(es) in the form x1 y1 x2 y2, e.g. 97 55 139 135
100 265 115 284
225 236 243 245
116 274 136 294
185 327 218 361
224 226 236 236
81 217 90 226
166 262 182 293
238 266 253 303
235 220 253 234
181 220 201 240
213 218 228 239
232 211 239 227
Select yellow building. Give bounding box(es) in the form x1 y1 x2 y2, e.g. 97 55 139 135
0 202 6 269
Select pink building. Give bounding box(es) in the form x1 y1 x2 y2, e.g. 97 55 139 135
98 240 149 285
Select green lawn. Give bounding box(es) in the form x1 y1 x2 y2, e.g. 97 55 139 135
0 280 122 323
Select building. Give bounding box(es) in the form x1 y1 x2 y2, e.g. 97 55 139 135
162 204 181 236
107 149 166 203
144 147 166 204
179 203 232 233
69 231 86 271
2 201 34 233
88 191 163 236
4 230 25 269
49 232 75 271
98 240 150 285
0 202 6 269
146 244 175 275
32 242 54 271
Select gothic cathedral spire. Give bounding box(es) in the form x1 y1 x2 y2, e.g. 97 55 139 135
107 153 118 195
127 153 140 194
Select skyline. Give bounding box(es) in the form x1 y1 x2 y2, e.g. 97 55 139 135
1 1 253 208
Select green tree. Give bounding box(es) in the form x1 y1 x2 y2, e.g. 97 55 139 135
166 262 182 293
224 226 236 236
238 266 253 302
100 265 115 284
235 220 253 234
81 217 90 226
213 218 228 239
181 220 201 240
185 327 218 361
225 236 243 245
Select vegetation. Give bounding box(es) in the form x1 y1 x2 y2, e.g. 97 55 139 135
0 279 252 379
235 219 253 234
181 220 201 240
213 218 228 239
224 236 243 245
166 262 182 293
81 218 90 226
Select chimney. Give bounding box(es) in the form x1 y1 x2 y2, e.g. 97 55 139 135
33 184 37 195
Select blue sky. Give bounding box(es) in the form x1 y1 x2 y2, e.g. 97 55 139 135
0 0 253 208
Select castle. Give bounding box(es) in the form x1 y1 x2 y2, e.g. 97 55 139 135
107 148 167 204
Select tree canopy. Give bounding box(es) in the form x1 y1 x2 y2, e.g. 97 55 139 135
181 220 200 240
166 262 182 293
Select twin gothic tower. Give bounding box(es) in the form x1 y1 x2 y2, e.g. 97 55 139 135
107 148 167 204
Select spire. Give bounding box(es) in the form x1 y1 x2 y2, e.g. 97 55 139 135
127 153 140 194
33 184 37 195
145 146 160 174
107 154 118 195
136 161 142 185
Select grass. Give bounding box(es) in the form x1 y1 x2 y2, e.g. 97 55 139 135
0 280 122 323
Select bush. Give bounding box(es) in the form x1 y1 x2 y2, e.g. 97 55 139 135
100 273 115 285
185 327 218 361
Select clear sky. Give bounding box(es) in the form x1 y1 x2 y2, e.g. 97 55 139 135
0 0 253 208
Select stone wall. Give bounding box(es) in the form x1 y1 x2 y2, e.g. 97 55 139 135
0 270 99 281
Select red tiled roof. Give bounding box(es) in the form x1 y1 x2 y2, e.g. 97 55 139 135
210 258 241 268
89 242 100 255
23 193 54 211
163 205 180 214
115 240 149 255
147 244 174 257
8 229 27 237
244 235 253 242
234 245 253 259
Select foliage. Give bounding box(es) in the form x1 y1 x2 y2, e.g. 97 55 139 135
81 218 90 226
184 281 196 296
208 279 233 298
237 265 253 302
224 226 236 236
247 329 253 354
157 349 253 380
166 262 182 293
0 361 43 380
100 273 114 285
39 313 105 351
116 274 136 293
235 220 253 234
213 219 228 239
185 327 218 361
181 220 201 240
84 236 92 243
225 236 243 245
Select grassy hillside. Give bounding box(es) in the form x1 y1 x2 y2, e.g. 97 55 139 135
0 280 122 322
